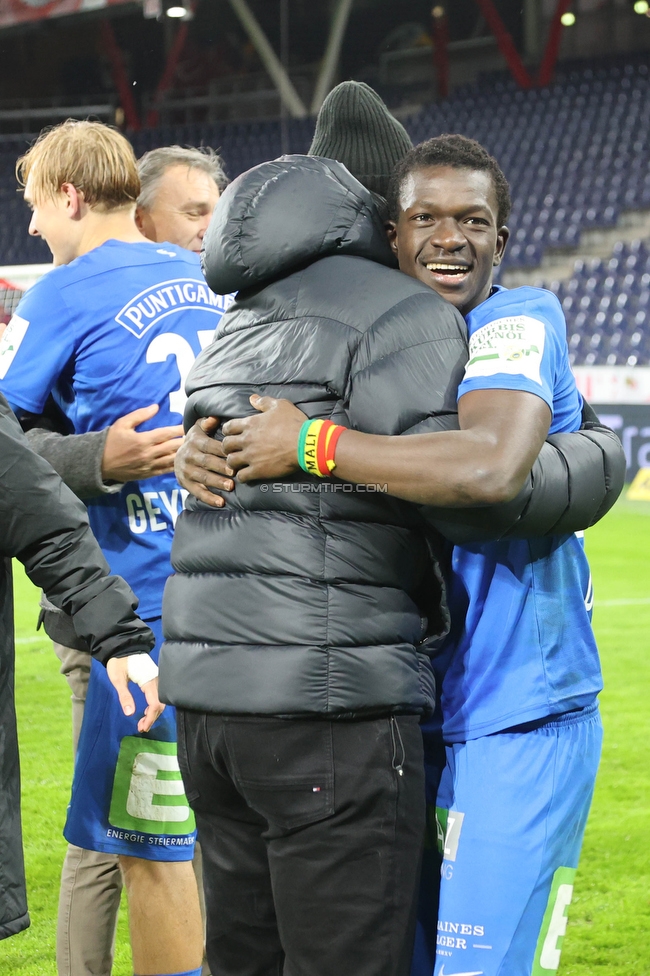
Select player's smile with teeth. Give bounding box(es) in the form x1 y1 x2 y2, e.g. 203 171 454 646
424 262 472 275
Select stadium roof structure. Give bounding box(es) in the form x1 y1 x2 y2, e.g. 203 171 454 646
0 1 646 137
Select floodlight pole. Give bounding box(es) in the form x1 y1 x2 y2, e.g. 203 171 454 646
100 19 141 130
227 0 308 118
310 0 354 115
146 18 190 127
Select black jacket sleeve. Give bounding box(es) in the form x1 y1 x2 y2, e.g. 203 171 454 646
422 401 626 543
0 395 154 664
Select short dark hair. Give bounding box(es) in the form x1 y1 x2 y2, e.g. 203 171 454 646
386 134 511 227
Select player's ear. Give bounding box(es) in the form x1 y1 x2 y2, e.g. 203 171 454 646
61 183 83 219
134 206 145 232
385 220 398 256
493 225 509 267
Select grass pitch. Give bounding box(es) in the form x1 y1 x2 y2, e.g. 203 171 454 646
1 498 649 975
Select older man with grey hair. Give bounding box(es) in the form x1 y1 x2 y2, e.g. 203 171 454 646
19 142 226 976
136 146 228 255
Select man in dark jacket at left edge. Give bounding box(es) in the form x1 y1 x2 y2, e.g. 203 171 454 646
0 393 162 940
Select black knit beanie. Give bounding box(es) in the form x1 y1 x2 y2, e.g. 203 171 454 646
308 81 413 199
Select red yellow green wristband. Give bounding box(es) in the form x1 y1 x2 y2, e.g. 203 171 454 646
297 418 347 477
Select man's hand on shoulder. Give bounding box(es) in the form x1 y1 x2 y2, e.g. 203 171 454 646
221 396 305 483
102 404 184 482
174 416 235 507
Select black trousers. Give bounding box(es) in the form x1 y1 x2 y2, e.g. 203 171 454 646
176 712 426 976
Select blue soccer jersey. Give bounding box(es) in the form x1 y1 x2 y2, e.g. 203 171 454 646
0 239 231 619
434 285 602 741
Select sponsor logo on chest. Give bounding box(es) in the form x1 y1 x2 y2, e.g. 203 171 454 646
115 278 233 338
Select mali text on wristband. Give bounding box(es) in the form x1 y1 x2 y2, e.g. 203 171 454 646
297 418 347 477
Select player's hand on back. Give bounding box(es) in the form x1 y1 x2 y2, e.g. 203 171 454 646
221 395 306 483
175 416 236 508
101 404 184 482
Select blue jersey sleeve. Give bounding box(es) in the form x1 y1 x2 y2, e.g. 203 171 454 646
0 274 75 414
458 287 567 411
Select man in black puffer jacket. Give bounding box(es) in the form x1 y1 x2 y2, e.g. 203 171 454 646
160 154 467 976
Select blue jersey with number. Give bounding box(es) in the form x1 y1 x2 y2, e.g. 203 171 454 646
0 239 230 619
434 285 602 742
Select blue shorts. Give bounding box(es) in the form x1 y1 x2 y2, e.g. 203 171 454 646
64 618 196 861
413 701 602 976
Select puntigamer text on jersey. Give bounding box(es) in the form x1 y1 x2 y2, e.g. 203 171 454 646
115 278 232 338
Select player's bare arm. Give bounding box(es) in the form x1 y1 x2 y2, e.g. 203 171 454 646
331 388 550 506
217 389 551 508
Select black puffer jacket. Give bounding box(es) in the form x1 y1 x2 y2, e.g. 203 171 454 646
160 156 469 718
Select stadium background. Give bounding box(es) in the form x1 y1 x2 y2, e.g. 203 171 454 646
0 1 648 972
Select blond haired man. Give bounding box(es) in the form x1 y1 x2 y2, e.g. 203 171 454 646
0 120 230 976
